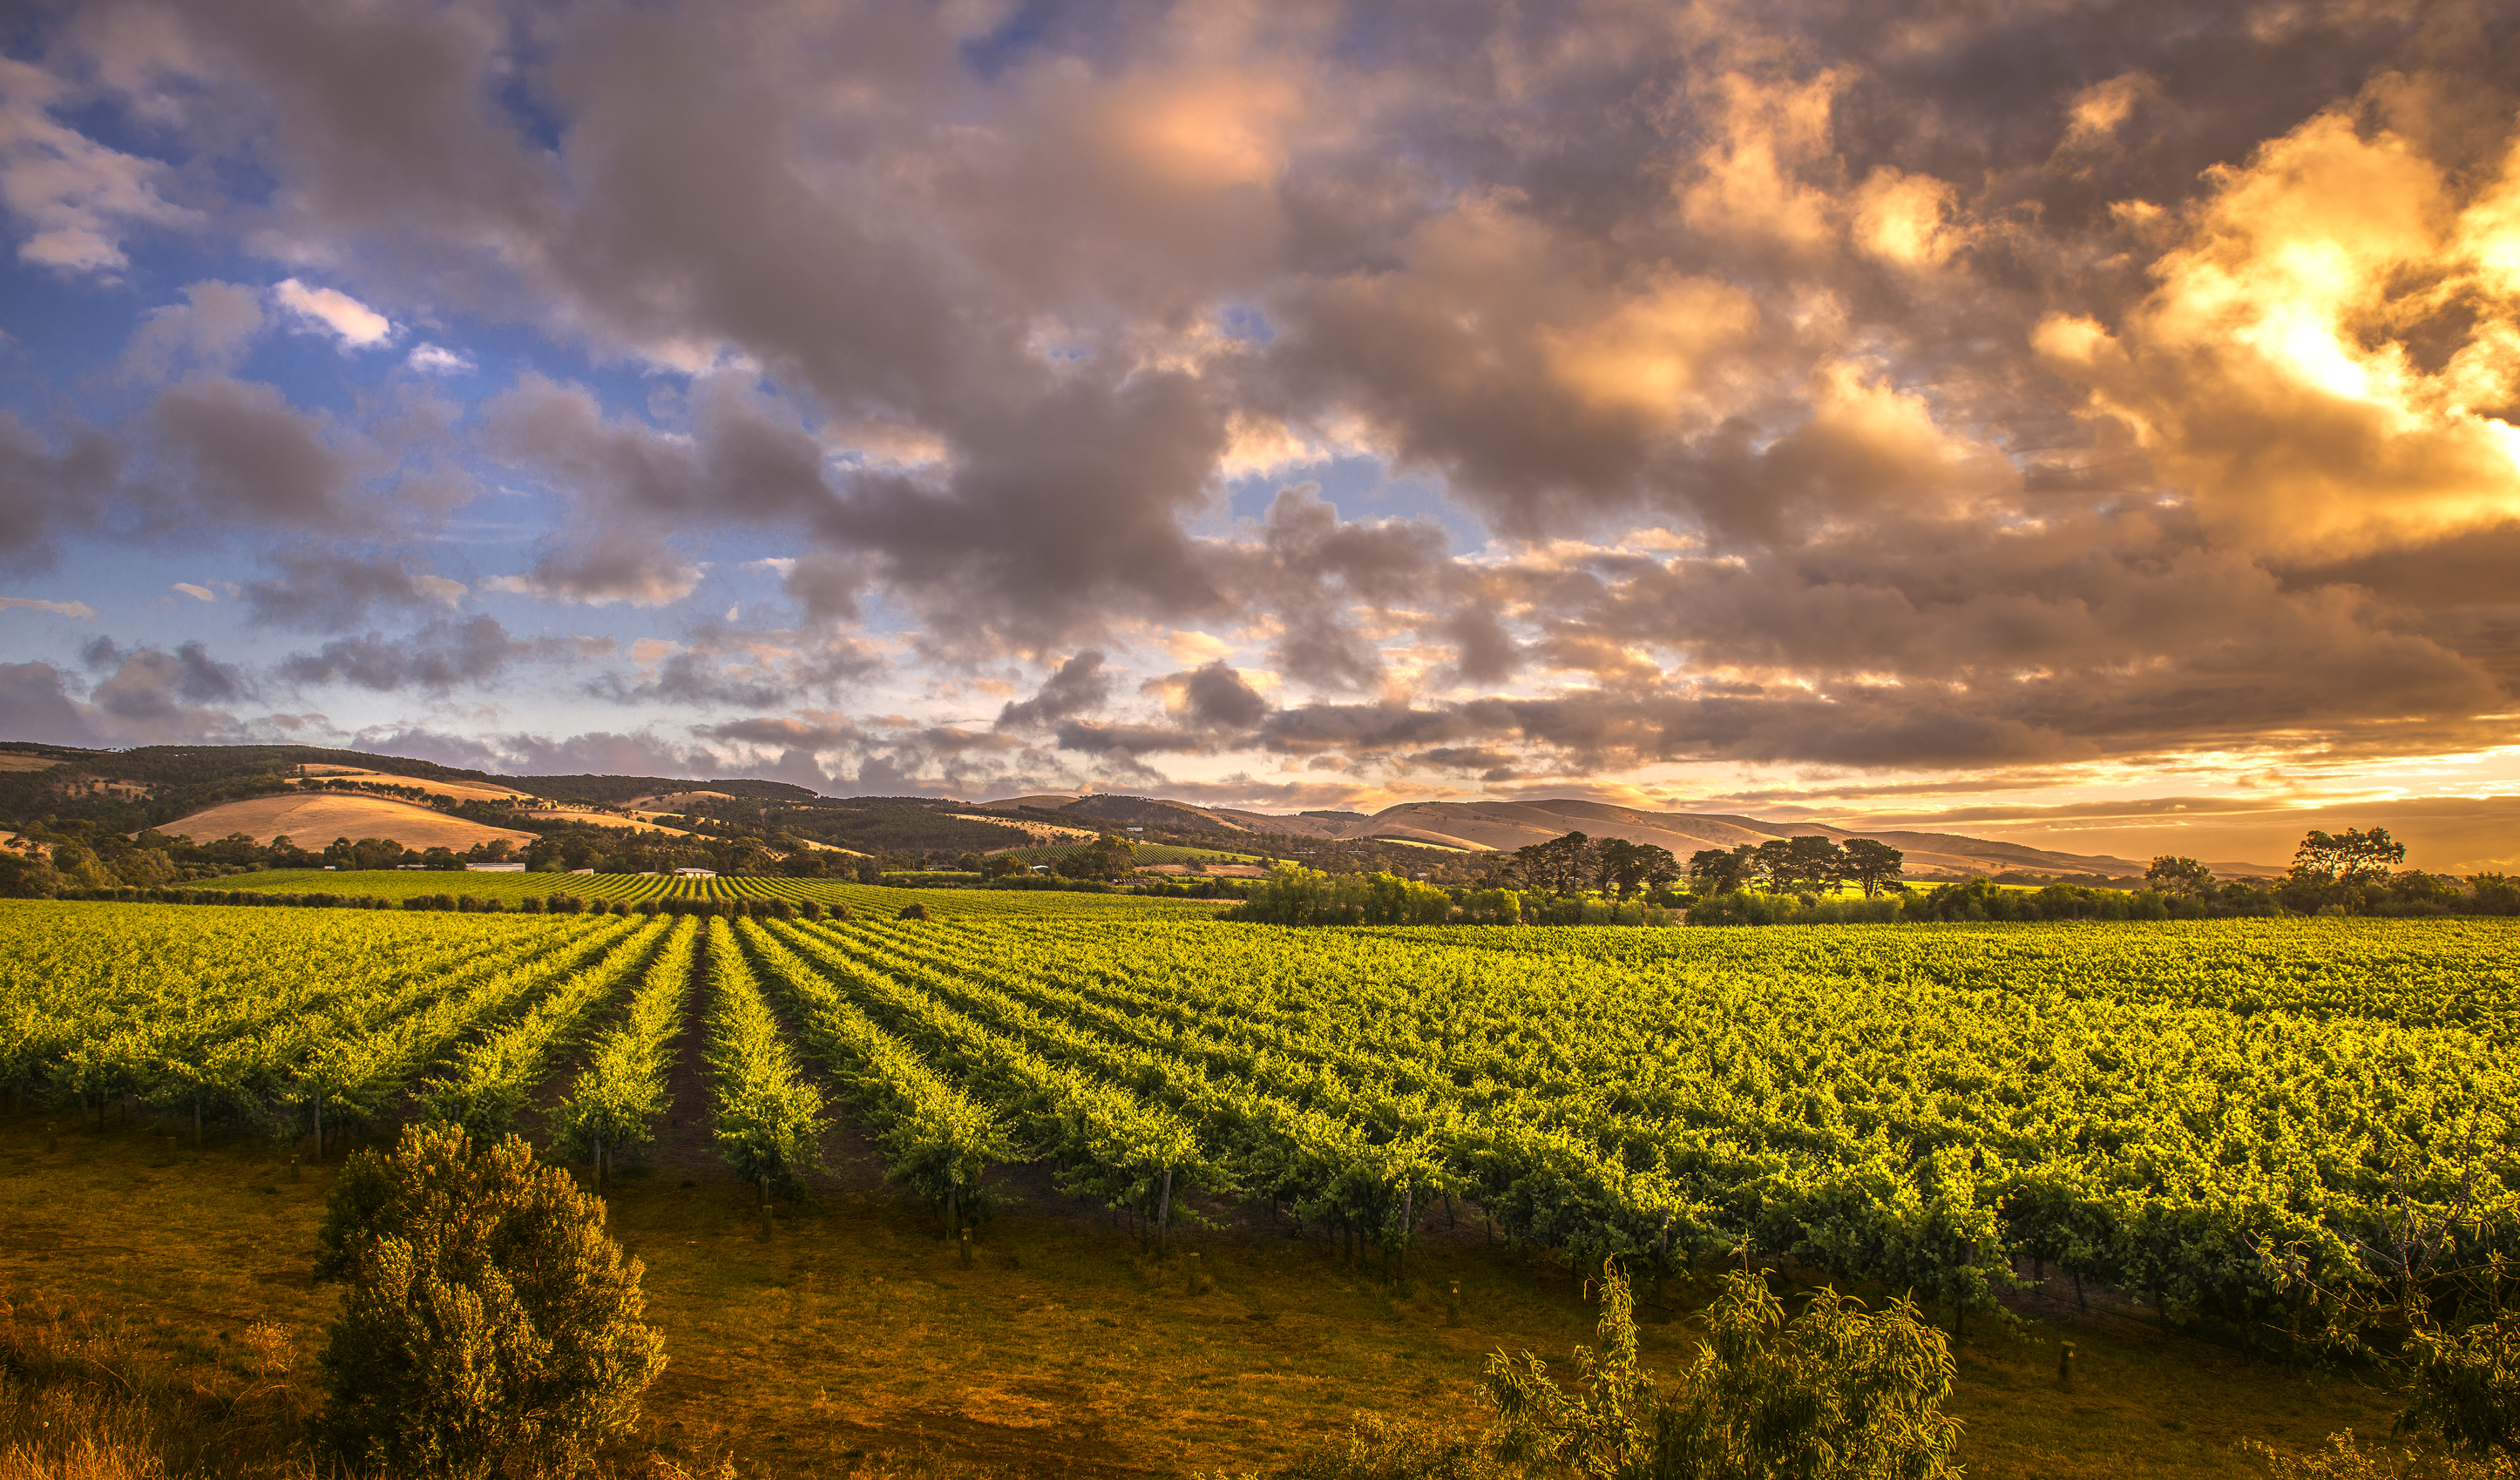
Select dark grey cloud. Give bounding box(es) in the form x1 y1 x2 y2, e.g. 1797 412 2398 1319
0 662 99 747
996 651 1111 733
149 377 370 531
586 631 883 709
276 614 554 694
244 546 465 632
0 415 119 571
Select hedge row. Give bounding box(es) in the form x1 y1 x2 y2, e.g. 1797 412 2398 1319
44 885 855 922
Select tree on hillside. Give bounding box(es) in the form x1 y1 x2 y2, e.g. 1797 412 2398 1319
1839 838 1906 896
1595 839 1680 899
1512 832 1597 895
2292 828 2407 883
1688 844 1755 895
2146 855 2216 895
1752 835 1846 893
1055 833 1137 881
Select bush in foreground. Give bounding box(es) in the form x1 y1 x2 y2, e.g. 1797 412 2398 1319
1483 1260 1960 1479
313 1124 667 1478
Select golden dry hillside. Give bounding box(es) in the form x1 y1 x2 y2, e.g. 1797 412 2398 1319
295 767 539 804
157 793 537 852
518 808 700 839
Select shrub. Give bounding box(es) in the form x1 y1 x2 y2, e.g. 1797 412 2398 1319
897 902 930 921
1279 1413 1509 1480
826 902 853 922
312 1124 667 1478
1486 1260 1961 1479
2401 1312 2520 1458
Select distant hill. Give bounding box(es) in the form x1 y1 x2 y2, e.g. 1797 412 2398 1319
980 794 2285 880
0 742 2288 878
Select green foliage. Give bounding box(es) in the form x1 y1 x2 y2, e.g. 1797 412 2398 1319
1229 865 1465 925
1484 1262 1660 1477
552 916 700 1166
700 917 826 1193
740 918 1013 1211
1486 1261 1961 1480
2401 1312 2520 1457
1275 1414 1512 1480
1639 1268 1961 1479
419 917 669 1135
312 1124 666 1478
2243 1431 2520 1478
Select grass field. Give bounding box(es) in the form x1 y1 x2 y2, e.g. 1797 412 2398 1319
0 1100 2403 1478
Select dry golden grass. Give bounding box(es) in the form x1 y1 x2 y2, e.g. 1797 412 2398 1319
287 769 536 805
152 794 536 852
0 1107 2408 1479
522 811 702 839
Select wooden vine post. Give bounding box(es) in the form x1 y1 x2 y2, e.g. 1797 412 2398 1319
1397 1181 1413 1291
1155 1167 1174 1260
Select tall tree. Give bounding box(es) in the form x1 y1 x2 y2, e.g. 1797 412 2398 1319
1514 832 1598 895
1596 839 1680 898
1688 845 1755 895
2292 828 2407 883
2145 855 2216 895
1839 838 1906 896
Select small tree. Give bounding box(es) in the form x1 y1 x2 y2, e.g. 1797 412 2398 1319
313 1124 667 1478
1487 1260 1961 1480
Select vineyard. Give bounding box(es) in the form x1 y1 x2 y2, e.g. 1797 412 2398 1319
210 867 1226 914
4 899 2515 1359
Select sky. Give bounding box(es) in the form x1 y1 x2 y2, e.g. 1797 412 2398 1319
0 0 2516 870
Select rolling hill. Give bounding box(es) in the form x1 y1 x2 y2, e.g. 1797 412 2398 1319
155 793 538 853
981 794 2282 880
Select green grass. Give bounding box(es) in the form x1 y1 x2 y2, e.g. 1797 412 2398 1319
0 1108 2405 1478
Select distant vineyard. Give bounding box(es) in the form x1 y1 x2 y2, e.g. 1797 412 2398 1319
4 900 2513 1350
207 868 1229 916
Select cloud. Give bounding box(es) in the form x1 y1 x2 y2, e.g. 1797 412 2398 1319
0 595 97 618
3 643 262 747
995 651 1111 732
1 0 2515 804
0 55 200 272
169 583 213 602
586 629 883 708
120 280 266 381
277 614 567 693
244 547 465 631
148 377 370 530
405 343 473 374
0 413 119 571
273 278 393 348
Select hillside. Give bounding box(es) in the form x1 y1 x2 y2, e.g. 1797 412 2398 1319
984 794 2279 880
156 793 538 853
0 742 2294 878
